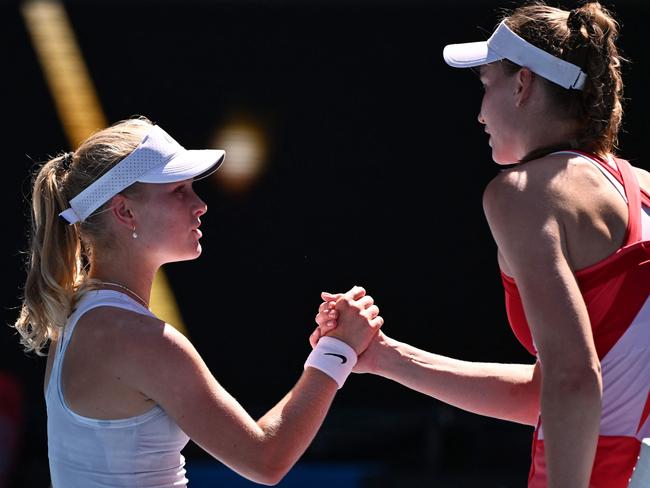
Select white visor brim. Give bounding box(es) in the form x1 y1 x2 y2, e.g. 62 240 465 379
59 125 225 224
443 21 587 90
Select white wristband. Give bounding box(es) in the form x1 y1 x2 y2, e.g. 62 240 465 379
304 336 357 389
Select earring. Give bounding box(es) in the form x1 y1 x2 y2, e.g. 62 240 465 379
132 227 138 239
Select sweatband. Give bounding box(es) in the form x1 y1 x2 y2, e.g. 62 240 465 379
304 336 357 389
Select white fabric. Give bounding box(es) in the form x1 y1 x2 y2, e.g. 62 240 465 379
46 290 190 488
629 439 650 488
304 336 357 389
60 125 225 224
443 21 587 90
642 206 650 242
598 296 650 438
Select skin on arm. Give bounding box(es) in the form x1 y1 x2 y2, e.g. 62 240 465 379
117 286 382 486
313 297 541 426
483 163 602 488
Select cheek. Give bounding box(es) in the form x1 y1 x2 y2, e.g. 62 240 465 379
139 214 177 240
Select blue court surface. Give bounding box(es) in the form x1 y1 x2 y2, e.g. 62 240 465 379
186 461 382 487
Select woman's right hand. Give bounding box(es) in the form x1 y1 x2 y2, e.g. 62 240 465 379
311 288 385 371
313 286 383 356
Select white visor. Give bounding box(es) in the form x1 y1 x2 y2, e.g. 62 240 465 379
59 125 225 224
443 21 587 90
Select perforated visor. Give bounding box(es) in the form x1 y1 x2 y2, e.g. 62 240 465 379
59 125 225 224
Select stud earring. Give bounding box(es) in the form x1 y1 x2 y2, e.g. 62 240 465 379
132 227 138 239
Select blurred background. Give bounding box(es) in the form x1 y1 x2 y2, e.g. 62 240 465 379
2 0 648 486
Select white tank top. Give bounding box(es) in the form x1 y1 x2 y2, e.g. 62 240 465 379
46 290 190 488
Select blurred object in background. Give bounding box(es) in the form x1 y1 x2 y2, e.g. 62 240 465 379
0 370 24 488
211 115 269 194
21 0 106 148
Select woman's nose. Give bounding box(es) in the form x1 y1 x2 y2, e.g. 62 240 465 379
194 195 207 216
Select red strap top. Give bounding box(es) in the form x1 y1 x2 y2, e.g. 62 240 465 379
500 152 650 358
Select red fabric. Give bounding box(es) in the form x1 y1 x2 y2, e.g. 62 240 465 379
503 241 650 359
499 154 650 486
528 437 640 488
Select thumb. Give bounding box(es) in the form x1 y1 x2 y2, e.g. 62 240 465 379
321 291 343 302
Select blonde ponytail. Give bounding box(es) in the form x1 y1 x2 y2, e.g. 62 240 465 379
14 116 153 355
15 154 85 354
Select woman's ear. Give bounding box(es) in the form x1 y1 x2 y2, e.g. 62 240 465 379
108 194 137 230
514 67 535 107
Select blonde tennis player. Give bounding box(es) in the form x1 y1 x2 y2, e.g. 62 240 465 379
15 116 383 487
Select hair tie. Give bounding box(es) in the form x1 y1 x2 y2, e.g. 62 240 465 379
565 9 591 71
567 9 583 32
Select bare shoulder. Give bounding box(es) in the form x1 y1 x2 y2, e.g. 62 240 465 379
482 155 567 222
75 307 168 353
74 307 199 386
483 153 608 221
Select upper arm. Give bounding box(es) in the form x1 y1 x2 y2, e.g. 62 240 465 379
483 171 599 374
117 318 265 471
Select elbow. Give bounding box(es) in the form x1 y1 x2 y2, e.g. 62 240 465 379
543 362 602 398
259 472 286 486
249 463 291 486
255 467 289 486
245 451 294 486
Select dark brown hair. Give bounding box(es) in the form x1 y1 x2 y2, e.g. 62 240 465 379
501 1 625 158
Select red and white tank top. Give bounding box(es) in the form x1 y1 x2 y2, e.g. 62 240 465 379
500 151 650 488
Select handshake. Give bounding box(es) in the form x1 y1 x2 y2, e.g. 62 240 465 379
305 286 385 386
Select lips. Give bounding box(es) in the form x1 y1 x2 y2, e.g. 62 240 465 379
191 219 202 238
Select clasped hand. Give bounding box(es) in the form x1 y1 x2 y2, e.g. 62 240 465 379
310 286 384 370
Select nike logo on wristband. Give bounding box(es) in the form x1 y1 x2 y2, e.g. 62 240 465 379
324 352 347 364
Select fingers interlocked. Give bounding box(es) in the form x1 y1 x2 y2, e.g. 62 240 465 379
310 286 384 350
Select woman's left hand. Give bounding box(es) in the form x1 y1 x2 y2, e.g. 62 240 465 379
311 291 385 373
311 292 342 347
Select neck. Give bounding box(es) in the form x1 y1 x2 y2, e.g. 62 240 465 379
89 263 157 309
517 102 583 163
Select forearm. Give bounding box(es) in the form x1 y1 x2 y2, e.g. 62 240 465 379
247 368 338 483
372 336 540 425
541 369 602 488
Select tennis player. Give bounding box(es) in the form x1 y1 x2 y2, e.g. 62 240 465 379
314 2 650 487
14 116 383 487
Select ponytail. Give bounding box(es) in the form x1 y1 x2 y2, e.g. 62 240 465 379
14 116 153 355
14 154 85 355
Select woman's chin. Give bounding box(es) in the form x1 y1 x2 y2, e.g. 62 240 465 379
491 149 519 166
169 246 203 263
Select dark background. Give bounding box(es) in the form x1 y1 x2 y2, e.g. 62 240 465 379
3 0 649 486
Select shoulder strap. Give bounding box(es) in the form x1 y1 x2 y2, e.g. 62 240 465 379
611 157 642 244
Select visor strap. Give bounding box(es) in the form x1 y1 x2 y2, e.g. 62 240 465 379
58 125 177 225
489 21 587 90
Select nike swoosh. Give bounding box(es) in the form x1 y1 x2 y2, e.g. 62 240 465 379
324 352 347 364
